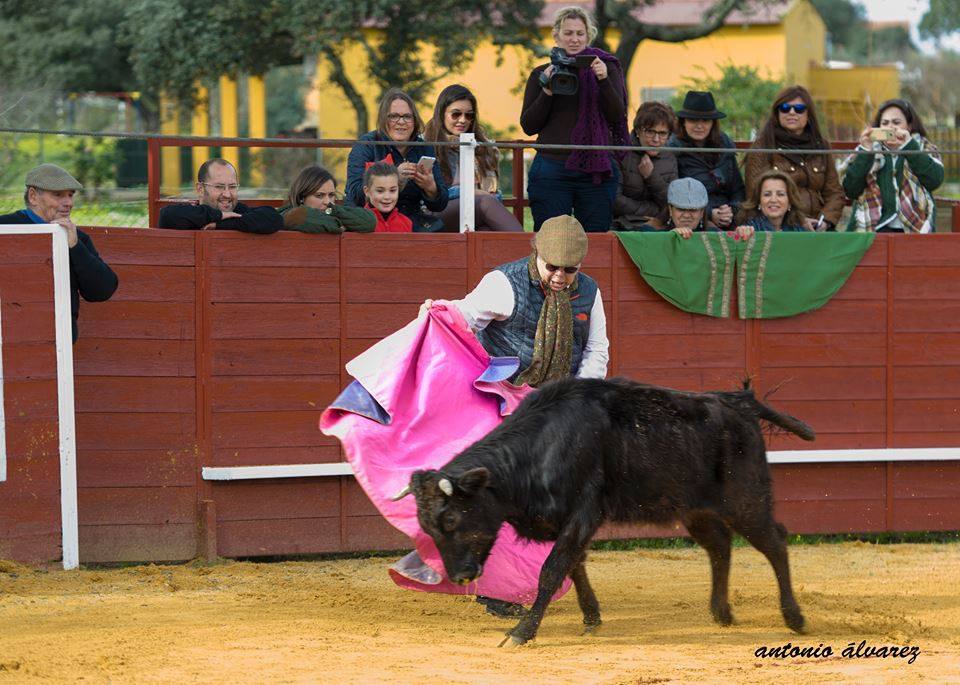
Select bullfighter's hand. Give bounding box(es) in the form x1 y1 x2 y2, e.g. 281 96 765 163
418 299 435 318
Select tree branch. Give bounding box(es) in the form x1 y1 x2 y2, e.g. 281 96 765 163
320 46 368 137
639 0 745 42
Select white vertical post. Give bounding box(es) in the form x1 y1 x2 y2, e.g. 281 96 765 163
51 227 79 570
458 132 476 233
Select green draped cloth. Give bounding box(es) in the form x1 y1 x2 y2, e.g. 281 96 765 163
615 232 876 319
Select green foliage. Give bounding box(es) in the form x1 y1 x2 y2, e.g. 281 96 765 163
902 51 960 128
919 0 960 41
811 0 917 63
671 63 786 139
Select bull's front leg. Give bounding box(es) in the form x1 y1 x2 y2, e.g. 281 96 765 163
500 517 598 647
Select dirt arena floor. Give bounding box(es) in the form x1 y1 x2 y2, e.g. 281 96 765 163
1 542 958 684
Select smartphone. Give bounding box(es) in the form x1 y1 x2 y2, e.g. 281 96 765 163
418 156 436 173
573 54 596 69
868 128 895 142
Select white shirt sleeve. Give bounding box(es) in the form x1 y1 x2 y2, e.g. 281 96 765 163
450 270 515 332
576 288 609 379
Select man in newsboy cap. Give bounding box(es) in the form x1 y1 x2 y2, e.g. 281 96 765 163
414 214 608 617
0 163 118 342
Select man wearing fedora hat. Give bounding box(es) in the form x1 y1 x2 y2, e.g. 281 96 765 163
0 164 118 343
667 90 745 230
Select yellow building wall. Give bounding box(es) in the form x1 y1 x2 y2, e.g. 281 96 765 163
783 0 826 85
809 65 900 133
312 25 792 140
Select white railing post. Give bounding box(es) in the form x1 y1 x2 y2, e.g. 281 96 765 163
459 132 476 233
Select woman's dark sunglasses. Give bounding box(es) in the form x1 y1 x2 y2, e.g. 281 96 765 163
544 263 579 274
777 103 808 114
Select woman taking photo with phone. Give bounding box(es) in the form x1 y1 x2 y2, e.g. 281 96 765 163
840 98 943 233
746 86 844 231
423 84 522 231
346 88 449 232
520 5 629 232
666 90 745 230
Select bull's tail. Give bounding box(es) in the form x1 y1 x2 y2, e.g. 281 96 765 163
712 389 816 442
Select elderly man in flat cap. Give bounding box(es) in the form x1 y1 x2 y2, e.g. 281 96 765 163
422 214 608 386
0 163 118 342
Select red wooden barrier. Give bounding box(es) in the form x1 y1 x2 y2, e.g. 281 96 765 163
2 229 959 565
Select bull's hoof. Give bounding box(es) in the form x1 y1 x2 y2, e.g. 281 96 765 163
784 607 806 634
582 619 602 636
498 633 527 648
712 604 733 626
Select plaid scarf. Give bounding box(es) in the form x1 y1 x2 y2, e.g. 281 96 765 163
839 135 939 233
514 254 578 387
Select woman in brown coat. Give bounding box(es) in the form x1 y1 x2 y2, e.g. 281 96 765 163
613 101 678 229
745 86 844 231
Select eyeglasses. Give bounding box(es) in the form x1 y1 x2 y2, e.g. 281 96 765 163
777 103 808 114
387 113 415 123
641 128 671 139
448 110 475 121
544 263 579 275
201 182 239 192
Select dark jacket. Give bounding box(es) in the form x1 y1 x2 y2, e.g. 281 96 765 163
613 138 678 229
744 149 845 226
345 131 449 232
279 204 375 234
666 132 746 214
0 210 118 342
158 201 282 234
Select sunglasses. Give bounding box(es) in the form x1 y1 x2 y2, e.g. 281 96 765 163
777 103 808 114
544 263 579 275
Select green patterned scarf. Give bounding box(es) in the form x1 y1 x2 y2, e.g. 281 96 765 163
515 254 578 386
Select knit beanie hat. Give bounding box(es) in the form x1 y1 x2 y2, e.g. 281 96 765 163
535 215 588 266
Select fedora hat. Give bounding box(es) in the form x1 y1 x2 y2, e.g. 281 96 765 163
677 91 726 120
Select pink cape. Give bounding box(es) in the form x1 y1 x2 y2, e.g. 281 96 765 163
319 303 571 604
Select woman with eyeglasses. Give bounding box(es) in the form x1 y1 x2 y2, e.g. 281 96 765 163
839 98 943 233
612 101 678 230
746 86 844 231
520 5 629 232
422 84 522 231
279 165 375 234
345 88 449 232
665 91 745 230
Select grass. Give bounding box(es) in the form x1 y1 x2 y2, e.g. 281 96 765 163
592 530 960 552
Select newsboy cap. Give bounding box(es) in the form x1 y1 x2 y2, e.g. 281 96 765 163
535 215 588 266
24 164 83 191
667 178 709 210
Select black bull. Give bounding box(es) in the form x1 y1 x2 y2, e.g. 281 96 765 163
395 377 815 646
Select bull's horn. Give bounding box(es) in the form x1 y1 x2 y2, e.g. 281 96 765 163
438 478 454 496
390 485 412 501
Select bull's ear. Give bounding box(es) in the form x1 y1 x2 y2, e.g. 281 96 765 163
457 467 489 496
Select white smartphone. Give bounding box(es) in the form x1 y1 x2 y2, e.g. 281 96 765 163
418 156 436 173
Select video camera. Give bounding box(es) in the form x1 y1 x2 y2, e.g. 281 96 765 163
538 48 597 96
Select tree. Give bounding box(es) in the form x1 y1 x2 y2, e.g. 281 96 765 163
811 0 916 63
902 51 960 128
919 0 960 42
671 63 785 139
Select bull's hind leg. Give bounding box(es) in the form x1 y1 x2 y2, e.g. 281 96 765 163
570 559 601 633
683 511 734 626
731 515 805 633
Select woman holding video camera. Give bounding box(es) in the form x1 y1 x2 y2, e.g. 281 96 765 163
746 86 844 231
839 98 943 233
423 84 522 231
346 88 449 232
520 5 629 232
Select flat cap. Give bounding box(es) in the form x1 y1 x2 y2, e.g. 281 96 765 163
535 215 588 266
24 164 83 192
667 177 708 210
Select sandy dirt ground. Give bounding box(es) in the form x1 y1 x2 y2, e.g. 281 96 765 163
0 542 958 684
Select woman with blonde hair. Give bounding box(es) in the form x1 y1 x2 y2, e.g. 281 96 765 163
734 169 809 238
520 5 629 232
423 84 521 231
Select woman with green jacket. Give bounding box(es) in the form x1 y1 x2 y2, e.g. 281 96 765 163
840 99 943 233
280 165 375 234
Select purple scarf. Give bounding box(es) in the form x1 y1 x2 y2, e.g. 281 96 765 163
565 46 630 182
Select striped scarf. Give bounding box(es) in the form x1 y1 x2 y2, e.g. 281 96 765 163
839 135 939 233
514 254 578 387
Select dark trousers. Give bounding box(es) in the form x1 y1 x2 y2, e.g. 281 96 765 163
527 154 619 232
